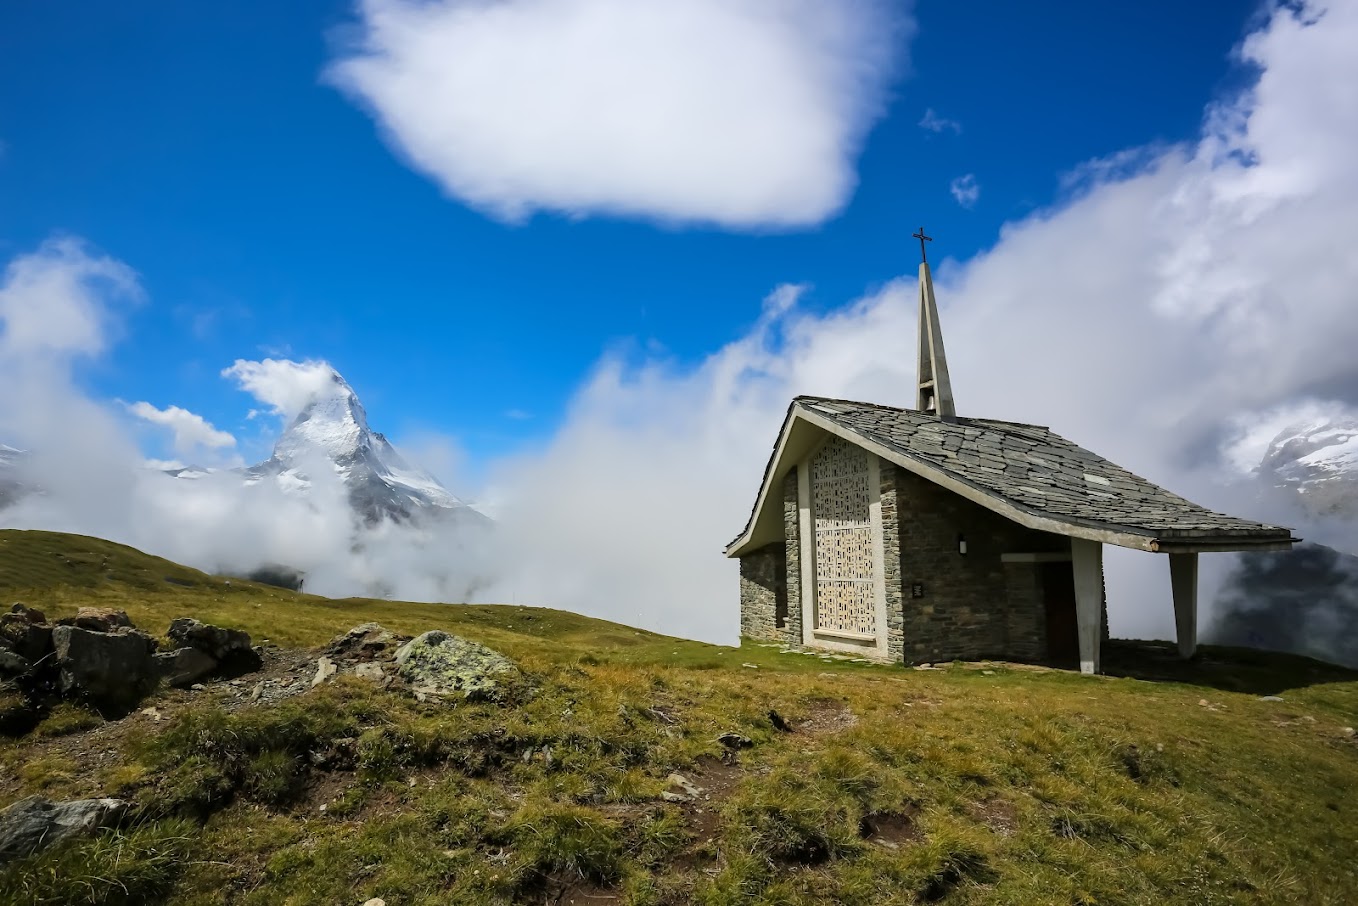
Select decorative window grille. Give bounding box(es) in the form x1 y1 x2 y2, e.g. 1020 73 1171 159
811 437 876 636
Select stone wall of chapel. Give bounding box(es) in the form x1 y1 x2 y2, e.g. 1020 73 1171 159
738 469 802 647
885 462 1071 664
738 544 785 642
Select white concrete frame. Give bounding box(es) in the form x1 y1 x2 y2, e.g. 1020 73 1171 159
797 443 890 659
1071 538 1105 675
1170 552 1199 659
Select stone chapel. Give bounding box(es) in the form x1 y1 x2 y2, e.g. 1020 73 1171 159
726 232 1296 674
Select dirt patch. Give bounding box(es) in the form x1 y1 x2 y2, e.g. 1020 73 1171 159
517 871 619 906
968 796 1018 836
796 698 858 736
859 806 921 849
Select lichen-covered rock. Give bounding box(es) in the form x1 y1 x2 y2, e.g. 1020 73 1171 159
394 631 518 700
0 795 128 864
327 623 406 661
154 647 218 687
167 618 261 674
51 625 157 706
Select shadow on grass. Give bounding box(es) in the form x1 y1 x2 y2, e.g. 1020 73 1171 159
1100 638 1358 696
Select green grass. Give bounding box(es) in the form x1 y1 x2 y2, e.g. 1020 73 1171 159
3 529 1358 904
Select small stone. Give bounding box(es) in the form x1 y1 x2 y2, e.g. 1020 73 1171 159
1342 727 1355 737
140 707 162 721
362 899 386 906
354 662 388 682
717 732 753 750
318 803 327 812
312 657 338 687
190 683 205 691
741 663 759 669
1259 695 1285 702
981 670 995 675
0 796 128 864
665 773 702 801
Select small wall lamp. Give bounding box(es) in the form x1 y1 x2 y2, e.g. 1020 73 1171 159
958 534 968 555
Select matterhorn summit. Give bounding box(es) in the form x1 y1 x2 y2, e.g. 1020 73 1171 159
245 366 483 526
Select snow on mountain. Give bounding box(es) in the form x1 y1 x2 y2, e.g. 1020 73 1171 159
1258 417 1358 517
0 445 31 508
241 366 484 525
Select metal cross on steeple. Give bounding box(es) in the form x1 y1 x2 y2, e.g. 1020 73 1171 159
912 226 933 264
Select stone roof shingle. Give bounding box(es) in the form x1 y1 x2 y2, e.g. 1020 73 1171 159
795 396 1292 543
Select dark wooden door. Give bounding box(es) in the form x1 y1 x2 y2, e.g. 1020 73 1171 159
1040 562 1079 667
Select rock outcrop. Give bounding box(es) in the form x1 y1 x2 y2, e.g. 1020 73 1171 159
0 795 128 864
0 605 262 714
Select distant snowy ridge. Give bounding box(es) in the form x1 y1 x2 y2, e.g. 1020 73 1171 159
1259 417 1358 518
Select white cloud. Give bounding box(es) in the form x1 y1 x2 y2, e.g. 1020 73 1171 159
223 359 345 420
949 173 980 208
0 237 140 359
918 107 961 134
127 401 236 455
327 0 908 228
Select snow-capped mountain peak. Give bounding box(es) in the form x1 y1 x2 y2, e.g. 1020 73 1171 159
246 366 479 523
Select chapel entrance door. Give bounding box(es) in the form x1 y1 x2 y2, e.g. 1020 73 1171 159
811 437 877 639
1040 561 1079 667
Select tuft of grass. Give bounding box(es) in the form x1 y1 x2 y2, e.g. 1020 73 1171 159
32 703 104 739
0 818 196 906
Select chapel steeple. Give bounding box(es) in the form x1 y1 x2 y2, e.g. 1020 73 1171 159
913 227 956 420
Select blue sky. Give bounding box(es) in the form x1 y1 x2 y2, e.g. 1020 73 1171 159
1 0 1261 471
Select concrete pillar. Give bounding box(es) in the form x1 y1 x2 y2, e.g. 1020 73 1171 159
1071 538 1105 675
1169 552 1199 659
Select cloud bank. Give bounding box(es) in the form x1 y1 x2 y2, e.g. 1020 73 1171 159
4 2 1358 652
328 0 908 228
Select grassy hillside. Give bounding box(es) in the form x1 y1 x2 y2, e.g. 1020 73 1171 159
2 529 1357 905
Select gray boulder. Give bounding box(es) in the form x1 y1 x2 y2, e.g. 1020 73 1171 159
326 622 406 661
51 625 157 706
0 604 52 664
394 631 518 700
0 648 29 676
0 795 128 864
154 647 218 687
166 618 261 673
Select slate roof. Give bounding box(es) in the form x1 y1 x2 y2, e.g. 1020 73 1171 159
729 396 1294 553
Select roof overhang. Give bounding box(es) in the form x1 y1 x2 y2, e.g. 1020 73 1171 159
725 402 1298 558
